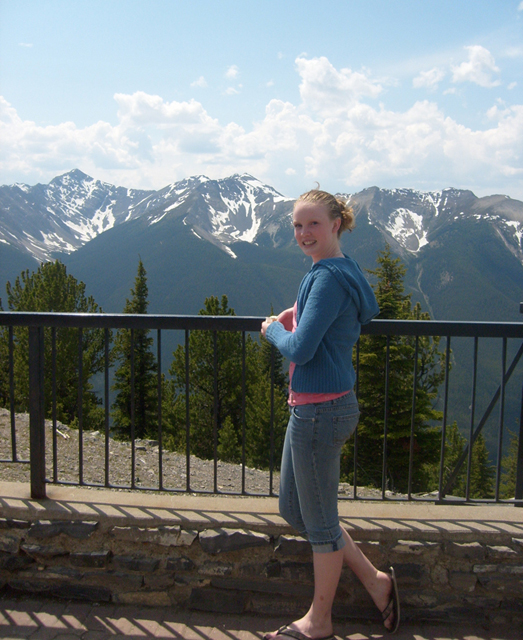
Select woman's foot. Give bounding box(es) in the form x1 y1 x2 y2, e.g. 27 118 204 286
263 615 334 640
373 568 400 633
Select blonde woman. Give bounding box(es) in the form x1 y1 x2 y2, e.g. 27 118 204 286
261 189 400 640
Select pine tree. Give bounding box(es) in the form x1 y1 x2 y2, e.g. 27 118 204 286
245 369 288 470
165 295 255 459
111 259 158 440
500 432 519 499
343 245 445 493
164 294 289 467
2 261 105 429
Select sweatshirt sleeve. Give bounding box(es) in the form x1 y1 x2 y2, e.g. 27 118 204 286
265 269 346 365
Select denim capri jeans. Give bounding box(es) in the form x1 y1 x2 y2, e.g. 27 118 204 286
279 391 360 554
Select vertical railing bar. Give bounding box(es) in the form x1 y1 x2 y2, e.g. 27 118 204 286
213 330 219 494
241 332 246 495
515 370 523 504
157 329 163 491
52 328 58 483
130 328 136 489
353 339 360 500
269 344 275 497
78 327 84 486
382 335 391 498
104 328 110 488
466 337 479 502
29 325 46 499
185 329 191 493
438 336 452 500
9 326 17 461
495 337 507 501
407 336 419 500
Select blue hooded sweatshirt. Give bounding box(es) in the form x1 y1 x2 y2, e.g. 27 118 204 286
266 254 379 394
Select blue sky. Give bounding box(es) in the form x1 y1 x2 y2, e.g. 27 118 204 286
1 0 523 199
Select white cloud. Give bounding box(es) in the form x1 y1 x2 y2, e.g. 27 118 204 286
295 55 383 115
1 55 522 199
224 86 241 95
225 65 239 79
413 67 446 90
451 45 501 88
191 76 208 88
18 42 33 47
518 1 523 11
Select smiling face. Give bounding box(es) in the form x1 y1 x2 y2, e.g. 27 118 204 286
293 201 342 263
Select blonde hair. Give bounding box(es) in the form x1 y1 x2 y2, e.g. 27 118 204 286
295 188 355 236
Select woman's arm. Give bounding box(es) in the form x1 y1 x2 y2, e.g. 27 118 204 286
266 271 346 364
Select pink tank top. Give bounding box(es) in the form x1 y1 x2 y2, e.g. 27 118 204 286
287 302 349 407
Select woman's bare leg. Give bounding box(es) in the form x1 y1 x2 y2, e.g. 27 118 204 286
340 527 395 630
266 548 344 640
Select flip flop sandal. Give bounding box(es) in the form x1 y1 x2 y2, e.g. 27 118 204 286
264 624 335 640
381 566 401 634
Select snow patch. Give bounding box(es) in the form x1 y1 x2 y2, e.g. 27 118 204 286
386 208 429 252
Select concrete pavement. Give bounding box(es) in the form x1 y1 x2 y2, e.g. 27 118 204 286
0 593 522 640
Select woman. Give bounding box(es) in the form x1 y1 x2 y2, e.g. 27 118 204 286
261 189 400 640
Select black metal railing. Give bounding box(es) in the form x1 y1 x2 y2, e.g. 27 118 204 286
0 311 522 505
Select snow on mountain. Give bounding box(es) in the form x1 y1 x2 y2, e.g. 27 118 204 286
342 186 523 262
1 171 522 268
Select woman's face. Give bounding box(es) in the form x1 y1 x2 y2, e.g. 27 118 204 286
293 201 341 263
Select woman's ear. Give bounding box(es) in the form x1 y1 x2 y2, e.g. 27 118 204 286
332 217 342 234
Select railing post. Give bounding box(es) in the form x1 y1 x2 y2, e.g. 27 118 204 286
29 326 46 499
515 302 523 505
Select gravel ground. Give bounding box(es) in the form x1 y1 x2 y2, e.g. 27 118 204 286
0 407 388 499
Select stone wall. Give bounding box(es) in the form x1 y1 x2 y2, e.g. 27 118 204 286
0 484 522 626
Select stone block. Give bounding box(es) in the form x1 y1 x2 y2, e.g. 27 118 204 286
431 565 449 585
166 556 195 572
70 551 111 568
392 540 440 555
512 538 523 551
0 533 22 553
487 545 518 559
111 555 160 572
199 562 233 577
264 559 281 578
249 592 310 617
393 563 426 586
499 565 523 575
84 569 144 591
143 572 176 590
8 577 53 593
114 590 171 606
280 561 314 583
111 525 197 547
28 520 98 540
0 553 35 571
211 576 313 598
188 586 247 613
274 535 310 557
449 571 477 592
198 528 270 554
21 543 69 560
0 518 29 530
51 583 112 602
446 542 485 561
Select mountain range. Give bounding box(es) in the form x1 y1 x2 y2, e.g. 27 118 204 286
1 169 522 323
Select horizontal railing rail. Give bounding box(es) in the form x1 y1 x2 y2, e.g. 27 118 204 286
1 311 522 505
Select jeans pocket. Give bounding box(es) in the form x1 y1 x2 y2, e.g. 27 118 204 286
332 411 360 446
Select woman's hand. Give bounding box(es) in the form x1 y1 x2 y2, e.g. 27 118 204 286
261 315 278 338
277 307 294 331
